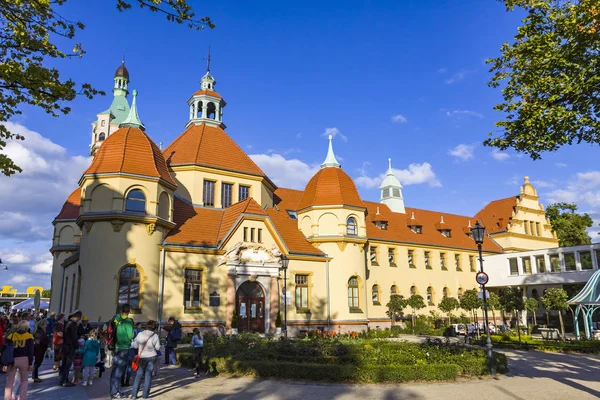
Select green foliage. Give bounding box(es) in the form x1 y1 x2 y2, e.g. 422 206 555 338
41 289 51 298
482 334 600 354
459 290 482 315
407 295 425 315
541 288 569 312
386 294 407 321
524 298 539 313
0 0 214 176
438 297 459 325
275 310 282 328
231 308 238 328
546 203 593 246
500 287 524 313
486 0 600 160
487 292 501 311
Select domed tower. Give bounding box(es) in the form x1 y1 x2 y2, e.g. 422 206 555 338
297 136 368 325
77 93 177 321
186 49 226 128
379 158 405 213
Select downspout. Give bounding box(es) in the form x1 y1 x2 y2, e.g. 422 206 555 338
158 247 166 336
58 265 66 313
363 243 369 329
325 253 330 332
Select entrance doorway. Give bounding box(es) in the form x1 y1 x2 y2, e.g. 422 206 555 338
236 281 265 333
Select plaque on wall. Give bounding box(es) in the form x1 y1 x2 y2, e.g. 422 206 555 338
209 291 220 307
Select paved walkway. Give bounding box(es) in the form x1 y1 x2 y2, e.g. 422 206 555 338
2 349 599 399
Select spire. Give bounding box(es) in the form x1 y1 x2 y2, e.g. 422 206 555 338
321 135 341 168
204 46 211 73
379 157 405 213
120 90 145 131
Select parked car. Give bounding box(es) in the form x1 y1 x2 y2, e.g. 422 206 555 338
451 324 466 336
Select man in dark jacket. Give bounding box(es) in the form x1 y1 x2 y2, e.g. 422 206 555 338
59 310 81 387
77 315 92 339
164 316 182 366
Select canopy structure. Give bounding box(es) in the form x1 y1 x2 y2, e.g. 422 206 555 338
568 269 600 340
10 298 49 311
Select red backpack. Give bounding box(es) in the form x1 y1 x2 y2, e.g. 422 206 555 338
106 319 118 351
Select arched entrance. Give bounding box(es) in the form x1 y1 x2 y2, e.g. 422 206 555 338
236 281 266 333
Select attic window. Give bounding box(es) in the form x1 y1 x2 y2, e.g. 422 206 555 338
286 210 298 220
392 188 401 197
441 229 451 238
375 221 388 230
410 225 422 234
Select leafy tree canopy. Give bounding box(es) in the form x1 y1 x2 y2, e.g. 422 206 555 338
0 0 214 176
407 295 426 312
487 292 501 311
546 202 594 246
459 289 482 313
524 297 539 313
486 0 600 159
541 287 569 311
438 297 460 314
386 294 407 319
500 287 524 312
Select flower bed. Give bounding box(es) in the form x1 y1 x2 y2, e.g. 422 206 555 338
177 333 507 383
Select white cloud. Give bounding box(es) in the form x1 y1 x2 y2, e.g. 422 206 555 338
491 149 510 161
31 259 52 274
444 69 474 84
296 133 303 139
445 109 484 119
531 179 555 188
391 114 407 123
355 162 441 189
322 127 348 142
546 171 600 210
448 144 475 161
555 162 568 168
2 252 31 264
10 275 28 284
437 68 448 74
0 245 54 290
250 153 320 190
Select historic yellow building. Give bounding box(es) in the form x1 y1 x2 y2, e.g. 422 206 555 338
49 63 558 334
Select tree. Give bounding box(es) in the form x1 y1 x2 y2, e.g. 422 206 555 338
524 298 539 327
438 297 459 326
541 288 569 339
41 289 51 298
499 287 524 315
486 0 600 159
487 292 501 326
0 0 214 176
459 289 482 323
386 294 407 326
406 295 426 329
546 203 593 247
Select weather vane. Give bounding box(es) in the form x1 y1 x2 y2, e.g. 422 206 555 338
204 46 211 73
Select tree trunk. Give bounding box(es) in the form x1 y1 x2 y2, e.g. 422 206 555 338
533 312 537 325
412 311 416 332
546 311 550 326
558 310 565 340
491 309 496 326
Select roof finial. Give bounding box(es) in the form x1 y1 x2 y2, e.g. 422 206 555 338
120 89 145 131
204 46 211 73
441 216 445 224
411 212 415 220
524 175 530 184
376 206 380 215
388 158 393 172
321 135 341 168
468 220 472 228
122 49 125 65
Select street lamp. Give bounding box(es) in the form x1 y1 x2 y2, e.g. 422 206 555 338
471 221 496 378
281 254 289 337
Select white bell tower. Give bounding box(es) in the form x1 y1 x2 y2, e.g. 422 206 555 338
380 158 405 214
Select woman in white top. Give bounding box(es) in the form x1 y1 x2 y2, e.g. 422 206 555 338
130 320 161 399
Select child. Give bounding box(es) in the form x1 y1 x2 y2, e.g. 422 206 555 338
79 329 100 386
191 328 205 377
72 337 85 384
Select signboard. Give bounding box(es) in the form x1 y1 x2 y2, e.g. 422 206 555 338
240 248 271 263
281 291 292 306
476 271 489 285
478 290 490 300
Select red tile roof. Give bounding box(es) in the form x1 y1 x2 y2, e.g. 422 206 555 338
217 198 267 241
55 187 81 220
475 197 518 234
84 127 176 186
192 89 222 99
163 123 267 177
267 207 324 256
298 168 364 210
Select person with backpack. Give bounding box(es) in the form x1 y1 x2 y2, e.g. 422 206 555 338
163 316 182 366
52 313 65 371
33 319 49 383
78 329 100 387
59 311 82 387
3 320 34 400
109 304 134 399
130 320 160 399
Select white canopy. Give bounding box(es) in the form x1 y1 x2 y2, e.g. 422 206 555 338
10 298 49 311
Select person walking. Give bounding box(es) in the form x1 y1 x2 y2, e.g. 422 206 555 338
109 304 134 399
59 311 81 387
52 314 65 371
163 317 182 366
77 316 92 339
33 319 49 383
130 321 160 399
3 320 34 400
79 330 100 387
191 328 205 378
72 338 85 384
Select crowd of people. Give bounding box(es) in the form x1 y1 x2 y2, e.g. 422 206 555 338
0 304 205 400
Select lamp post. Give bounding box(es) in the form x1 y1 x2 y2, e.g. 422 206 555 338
471 221 496 378
281 254 289 337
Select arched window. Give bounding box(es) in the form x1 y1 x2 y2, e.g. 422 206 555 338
118 265 141 310
207 102 216 119
125 189 146 213
532 288 539 300
372 285 380 304
458 288 463 299
346 217 357 236
410 286 417 296
390 285 398 295
98 132 106 141
443 287 449 299
427 286 433 305
348 277 359 309
196 101 203 118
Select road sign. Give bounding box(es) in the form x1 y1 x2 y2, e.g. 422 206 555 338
476 271 489 285
478 290 490 300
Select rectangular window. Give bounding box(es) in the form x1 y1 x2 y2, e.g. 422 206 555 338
257 228 262 243
536 222 542 236
203 180 215 207
239 185 250 202
524 221 530 235
101 120 106 127
522 257 532 274
295 275 309 309
243 227 248 242
440 253 447 270
408 250 415 267
469 255 476 272
388 248 396 266
580 251 593 270
424 251 431 269
286 210 297 219
564 253 576 271
536 256 546 273
251 228 255 243
221 183 233 208
184 269 202 308
455 254 462 271
370 246 378 265
509 258 518 275
549 254 561 272
530 221 536 236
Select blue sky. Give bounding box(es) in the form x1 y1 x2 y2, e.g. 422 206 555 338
1 0 599 291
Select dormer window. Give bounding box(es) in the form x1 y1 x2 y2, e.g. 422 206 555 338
375 221 388 230
410 225 422 234
286 210 298 220
435 216 451 237
441 229 451 238
407 211 422 234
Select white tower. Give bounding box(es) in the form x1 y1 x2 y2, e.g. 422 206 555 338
186 48 227 128
379 158 405 213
